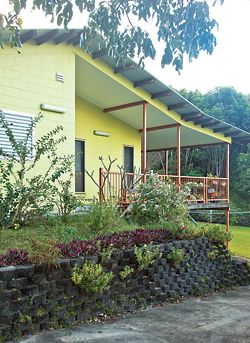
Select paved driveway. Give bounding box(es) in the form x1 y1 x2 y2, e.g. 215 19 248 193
21 286 250 343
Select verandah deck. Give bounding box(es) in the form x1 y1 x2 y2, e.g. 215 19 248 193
99 170 229 206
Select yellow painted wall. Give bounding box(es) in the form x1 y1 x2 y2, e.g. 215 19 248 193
0 43 75 178
75 96 141 198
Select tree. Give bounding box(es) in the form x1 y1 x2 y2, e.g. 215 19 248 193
180 87 250 209
0 0 223 72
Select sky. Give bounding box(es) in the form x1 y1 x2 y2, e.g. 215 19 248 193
1 0 250 95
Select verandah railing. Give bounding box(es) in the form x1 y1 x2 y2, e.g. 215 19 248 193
100 169 229 205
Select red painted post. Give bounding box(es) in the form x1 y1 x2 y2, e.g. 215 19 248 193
177 126 181 191
226 143 230 249
165 150 169 176
142 103 147 183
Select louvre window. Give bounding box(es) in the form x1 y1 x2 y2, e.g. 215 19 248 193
75 140 85 193
0 111 33 159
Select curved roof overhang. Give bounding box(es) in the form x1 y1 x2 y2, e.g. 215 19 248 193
2 29 250 149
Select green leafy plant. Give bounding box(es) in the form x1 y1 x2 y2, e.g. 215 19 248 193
131 175 189 226
0 113 73 228
19 313 32 323
203 224 232 243
134 243 161 271
119 265 134 280
208 250 217 260
37 308 46 318
53 177 82 223
71 261 113 294
99 243 114 262
86 202 123 234
167 248 186 268
1 1 220 72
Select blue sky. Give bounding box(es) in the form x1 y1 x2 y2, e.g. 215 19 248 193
1 0 250 94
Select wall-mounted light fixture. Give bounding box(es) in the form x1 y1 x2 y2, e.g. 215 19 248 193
40 103 66 113
93 130 110 137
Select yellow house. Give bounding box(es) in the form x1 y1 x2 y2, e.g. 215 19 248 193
0 29 250 225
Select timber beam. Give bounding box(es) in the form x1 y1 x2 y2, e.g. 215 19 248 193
92 49 108 59
168 102 189 111
20 29 36 44
225 131 242 137
103 100 147 113
182 113 203 121
198 121 220 128
138 123 180 133
151 91 172 99
36 30 58 45
55 30 76 44
200 121 218 127
213 126 232 133
134 78 155 87
145 142 225 152
114 63 136 74
68 32 82 45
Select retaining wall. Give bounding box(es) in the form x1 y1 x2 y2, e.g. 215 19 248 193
0 237 249 342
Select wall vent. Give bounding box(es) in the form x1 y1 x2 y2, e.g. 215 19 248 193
56 73 64 82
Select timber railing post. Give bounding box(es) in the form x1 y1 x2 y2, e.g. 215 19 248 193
142 102 147 183
226 143 230 250
203 177 206 203
165 150 169 176
177 125 181 191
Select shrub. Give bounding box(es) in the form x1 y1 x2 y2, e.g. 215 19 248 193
203 224 232 244
71 261 113 294
134 243 161 271
0 113 74 228
131 175 189 226
53 178 82 223
167 248 186 268
119 266 134 280
28 239 62 266
85 202 123 234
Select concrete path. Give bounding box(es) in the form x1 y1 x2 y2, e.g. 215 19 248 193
21 286 250 343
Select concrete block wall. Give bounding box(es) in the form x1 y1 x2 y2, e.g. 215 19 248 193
0 237 249 342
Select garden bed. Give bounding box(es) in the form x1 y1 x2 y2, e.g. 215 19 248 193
0 236 250 342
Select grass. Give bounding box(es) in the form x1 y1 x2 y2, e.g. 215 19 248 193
229 225 250 259
1 215 249 260
0 213 137 254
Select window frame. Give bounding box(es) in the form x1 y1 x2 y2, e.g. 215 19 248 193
75 138 86 194
123 144 134 173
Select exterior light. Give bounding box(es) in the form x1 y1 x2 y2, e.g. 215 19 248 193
93 130 110 137
40 104 65 113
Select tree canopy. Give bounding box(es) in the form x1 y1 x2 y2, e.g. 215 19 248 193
0 0 222 71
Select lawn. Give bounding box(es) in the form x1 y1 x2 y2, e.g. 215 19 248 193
229 225 250 259
0 213 138 254
1 216 249 259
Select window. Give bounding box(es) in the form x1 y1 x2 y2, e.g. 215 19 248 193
75 140 85 193
124 146 134 173
0 110 33 158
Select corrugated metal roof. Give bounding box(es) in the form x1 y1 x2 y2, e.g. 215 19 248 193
2 28 250 144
